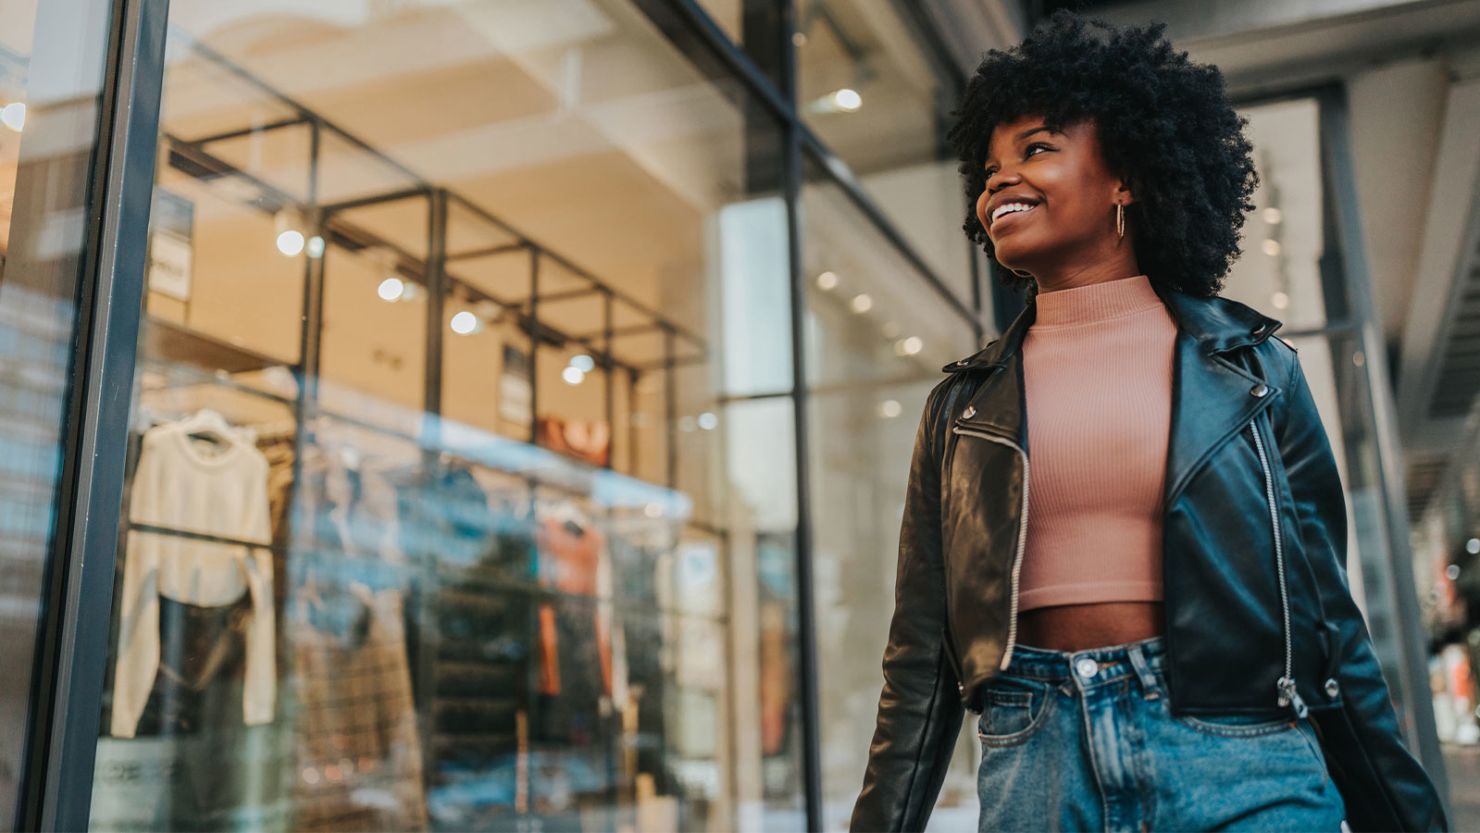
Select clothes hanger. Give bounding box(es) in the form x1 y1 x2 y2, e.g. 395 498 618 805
174 408 236 448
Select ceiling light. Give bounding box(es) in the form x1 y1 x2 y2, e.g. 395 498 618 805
895 336 923 356
851 294 873 314
879 400 903 419
306 236 326 258
1271 291 1289 309
1 102 25 132
1262 239 1281 257
697 412 718 431
792 31 807 47
570 354 595 373
1447 564 1462 580
816 271 839 291
450 311 481 335
1468 538 1480 555
833 88 862 111
276 229 305 257
1263 207 1282 224
562 366 585 385
377 277 405 302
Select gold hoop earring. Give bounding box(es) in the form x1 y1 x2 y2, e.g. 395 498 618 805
1116 203 1125 240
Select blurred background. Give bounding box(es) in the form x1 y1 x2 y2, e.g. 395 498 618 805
0 0 1478 830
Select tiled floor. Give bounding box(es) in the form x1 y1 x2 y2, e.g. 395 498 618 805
1444 744 1480 832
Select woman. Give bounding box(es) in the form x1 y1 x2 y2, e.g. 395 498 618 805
850 10 1448 833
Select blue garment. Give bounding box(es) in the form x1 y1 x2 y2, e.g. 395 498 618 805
976 635 1346 832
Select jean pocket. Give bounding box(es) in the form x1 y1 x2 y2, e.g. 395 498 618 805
975 679 1052 747
1173 711 1297 738
1294 717 1330 786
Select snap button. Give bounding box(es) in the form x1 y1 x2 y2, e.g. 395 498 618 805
1075 657 1099 678
962 406 976 419
1324 678 1340 698
1250 383 1269 398
956 359 969 366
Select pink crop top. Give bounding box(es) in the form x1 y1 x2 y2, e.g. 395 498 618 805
1017 273 1177 611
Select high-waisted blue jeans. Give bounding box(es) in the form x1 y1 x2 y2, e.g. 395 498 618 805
975 635 1347 832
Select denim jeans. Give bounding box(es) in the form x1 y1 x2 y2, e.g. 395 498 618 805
975 635 1347 832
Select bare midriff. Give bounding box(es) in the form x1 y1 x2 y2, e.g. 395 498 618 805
1017 601 1165 652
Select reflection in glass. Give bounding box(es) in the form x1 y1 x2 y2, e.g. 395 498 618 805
0 0 114 823
89 2 791 830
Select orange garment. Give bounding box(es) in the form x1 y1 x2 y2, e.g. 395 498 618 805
534 516 612 697
1017 273 1177 611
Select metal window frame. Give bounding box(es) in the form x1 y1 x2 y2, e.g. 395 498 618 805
24 0 171 830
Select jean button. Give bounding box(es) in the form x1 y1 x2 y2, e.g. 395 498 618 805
1075 657 1099 678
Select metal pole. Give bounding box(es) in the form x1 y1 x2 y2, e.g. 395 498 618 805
1318 84 1451 809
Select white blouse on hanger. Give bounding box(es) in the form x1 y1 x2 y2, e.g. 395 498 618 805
110 413 276 738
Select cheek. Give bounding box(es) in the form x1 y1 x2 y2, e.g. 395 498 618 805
975 191 991 228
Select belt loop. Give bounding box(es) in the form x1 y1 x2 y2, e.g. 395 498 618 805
1127 643 1160 700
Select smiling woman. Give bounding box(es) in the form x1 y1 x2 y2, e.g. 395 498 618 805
850 8 1448 833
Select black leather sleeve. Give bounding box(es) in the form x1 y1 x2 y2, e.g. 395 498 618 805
1275 348 1448 832
849 381 966 833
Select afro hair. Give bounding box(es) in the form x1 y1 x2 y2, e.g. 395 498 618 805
948 9 1259 298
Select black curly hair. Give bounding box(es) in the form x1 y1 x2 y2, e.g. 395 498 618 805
948 9 1259 298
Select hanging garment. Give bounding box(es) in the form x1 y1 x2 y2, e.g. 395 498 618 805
290 584 428 832
112 415 276 739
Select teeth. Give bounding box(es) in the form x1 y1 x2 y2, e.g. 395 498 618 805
991 202 1036 224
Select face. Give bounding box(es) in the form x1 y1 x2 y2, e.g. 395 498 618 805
974 114 1135 285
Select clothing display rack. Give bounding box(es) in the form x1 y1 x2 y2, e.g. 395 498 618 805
161 32 708 489
102 27 731 833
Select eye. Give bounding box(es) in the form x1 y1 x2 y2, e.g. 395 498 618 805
984 143 1052 177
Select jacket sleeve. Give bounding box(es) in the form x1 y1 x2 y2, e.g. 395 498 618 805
850 382 966 833
1275 348 1448 832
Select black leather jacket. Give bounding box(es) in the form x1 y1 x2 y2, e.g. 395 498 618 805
850 285 1448 832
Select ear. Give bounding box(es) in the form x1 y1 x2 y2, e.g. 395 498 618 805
1114 179 1135 205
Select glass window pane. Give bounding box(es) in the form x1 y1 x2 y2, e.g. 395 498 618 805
89 3 792 831
0 0 114 822
796 1 977 306
1220 97 1332 331
801 154 980 828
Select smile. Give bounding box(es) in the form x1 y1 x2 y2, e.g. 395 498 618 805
991 203 1038 231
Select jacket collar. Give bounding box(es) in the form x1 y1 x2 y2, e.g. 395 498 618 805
945 280 1287 507
942 281 1284 373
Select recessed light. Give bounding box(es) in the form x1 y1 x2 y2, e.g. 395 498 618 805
377 277 405 301
450 311 481 335
276 230 305 257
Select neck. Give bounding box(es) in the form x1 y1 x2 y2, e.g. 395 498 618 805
1033 273 1160 327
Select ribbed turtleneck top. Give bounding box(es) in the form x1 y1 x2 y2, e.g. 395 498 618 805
1017 273 1177 611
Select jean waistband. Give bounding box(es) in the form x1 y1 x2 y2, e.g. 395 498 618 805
1001 634 1167 688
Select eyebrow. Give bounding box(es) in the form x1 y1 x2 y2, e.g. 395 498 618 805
984 126 1054 168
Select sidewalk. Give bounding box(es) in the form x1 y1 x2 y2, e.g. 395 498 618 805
1444 744 1480 832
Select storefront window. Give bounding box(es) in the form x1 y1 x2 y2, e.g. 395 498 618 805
88 2 790 830
0 0 114 823
1220 97 1335 332
794 0 976 307
799 154 979 830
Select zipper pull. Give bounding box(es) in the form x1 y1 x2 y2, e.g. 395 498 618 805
1277 675 1309 718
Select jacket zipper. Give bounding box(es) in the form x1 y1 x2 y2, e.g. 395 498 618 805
952 425 1029 671
1248 414 1308 719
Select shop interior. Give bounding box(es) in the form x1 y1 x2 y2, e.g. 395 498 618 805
89 3 754 831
